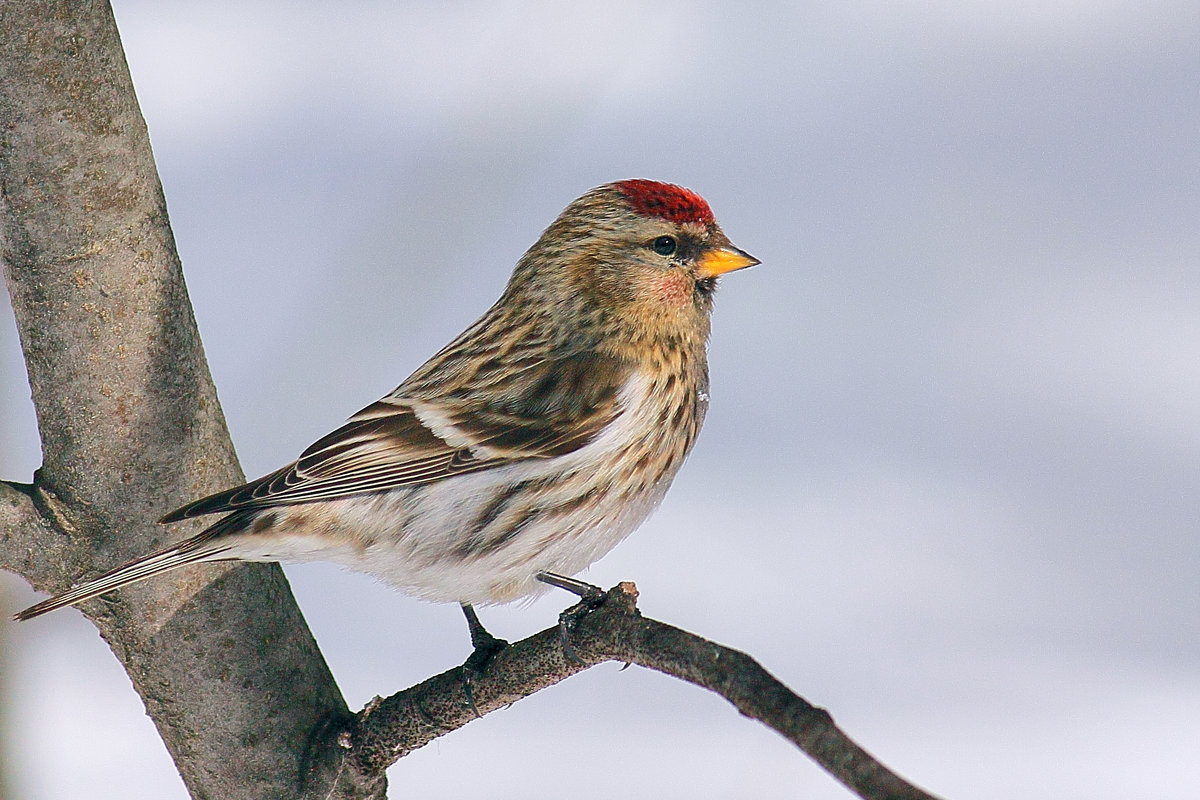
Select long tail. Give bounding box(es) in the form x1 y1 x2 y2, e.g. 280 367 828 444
14 514 249 621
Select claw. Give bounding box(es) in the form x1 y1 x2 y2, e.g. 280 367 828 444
537 573 606 663
459 604 509 717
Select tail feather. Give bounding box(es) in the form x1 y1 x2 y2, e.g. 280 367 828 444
14 517 245 622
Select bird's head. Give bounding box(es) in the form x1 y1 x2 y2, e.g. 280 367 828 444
508 179 758 349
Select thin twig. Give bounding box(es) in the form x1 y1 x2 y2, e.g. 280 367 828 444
343 583 943 800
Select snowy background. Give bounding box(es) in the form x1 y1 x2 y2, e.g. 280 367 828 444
2 1 1198 798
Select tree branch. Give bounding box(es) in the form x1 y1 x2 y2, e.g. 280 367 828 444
332 584 942 800
0 480 52 579
0 3 368 798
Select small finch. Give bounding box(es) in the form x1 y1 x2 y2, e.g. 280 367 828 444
15 179 757 629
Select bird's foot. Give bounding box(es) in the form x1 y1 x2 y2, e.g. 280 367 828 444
460 604 509 718
536 571 605 664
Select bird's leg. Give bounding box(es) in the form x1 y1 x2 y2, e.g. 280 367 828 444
536 571 605 663
460 603 509 718
536 571 604 599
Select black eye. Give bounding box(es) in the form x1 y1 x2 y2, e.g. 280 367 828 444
652 236 677 256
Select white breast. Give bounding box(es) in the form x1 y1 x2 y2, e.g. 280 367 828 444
224 370 692 605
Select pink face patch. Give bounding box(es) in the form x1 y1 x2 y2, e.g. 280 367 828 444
652 269 694 307
615 179 714 226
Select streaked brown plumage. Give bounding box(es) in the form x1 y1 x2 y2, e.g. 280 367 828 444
16 179 757 622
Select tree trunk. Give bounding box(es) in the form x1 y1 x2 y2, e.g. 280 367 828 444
0 2 374 797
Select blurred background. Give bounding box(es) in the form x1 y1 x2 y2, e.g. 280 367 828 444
2 1 1198 798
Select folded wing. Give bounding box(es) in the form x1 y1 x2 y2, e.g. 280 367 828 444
161 349 631 521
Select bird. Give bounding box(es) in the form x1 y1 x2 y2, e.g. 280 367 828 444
15 179 757 643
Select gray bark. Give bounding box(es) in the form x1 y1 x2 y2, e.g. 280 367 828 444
0 3 942 800
0 2 369 798
340 583 944 800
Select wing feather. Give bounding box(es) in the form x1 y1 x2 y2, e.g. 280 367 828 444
161 349 631 522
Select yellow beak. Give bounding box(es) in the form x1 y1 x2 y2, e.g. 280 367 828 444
697 246 760 278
